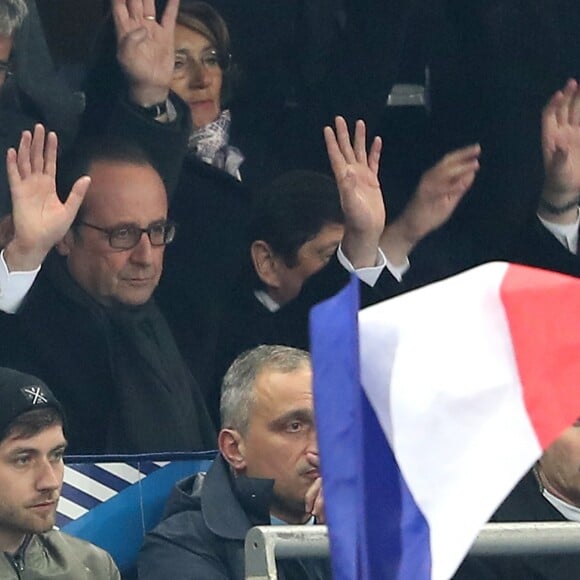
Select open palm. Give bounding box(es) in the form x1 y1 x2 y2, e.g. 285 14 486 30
6 125 89 263
112 0 179 102
542 79 580 195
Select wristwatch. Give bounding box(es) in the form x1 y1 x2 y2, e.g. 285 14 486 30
136 100 168 119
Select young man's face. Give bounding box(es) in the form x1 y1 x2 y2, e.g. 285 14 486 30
0 423 66 553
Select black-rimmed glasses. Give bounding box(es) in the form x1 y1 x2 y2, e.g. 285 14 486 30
78 220 176 250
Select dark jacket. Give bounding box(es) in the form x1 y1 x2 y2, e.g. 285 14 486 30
0 0 84 217
509 216 580 278
454 470 580 579
210 255 404 422
138 455 331 580
155 152 253 399
0 254 216 454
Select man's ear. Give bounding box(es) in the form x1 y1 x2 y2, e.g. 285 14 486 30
250 240 281 289
55 229 75 257
218 429 247 473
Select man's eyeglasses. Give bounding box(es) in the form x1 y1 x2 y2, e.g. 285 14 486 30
78 220 176 250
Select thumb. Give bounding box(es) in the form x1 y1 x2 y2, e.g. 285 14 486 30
64 176 91 221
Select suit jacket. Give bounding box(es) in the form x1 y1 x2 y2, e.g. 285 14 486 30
508 216 580 278
454 470 580 579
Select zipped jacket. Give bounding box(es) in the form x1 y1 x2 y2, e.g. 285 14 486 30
0 531 120 579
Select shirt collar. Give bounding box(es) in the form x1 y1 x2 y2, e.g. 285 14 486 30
254 289 280 312
542 488 580 522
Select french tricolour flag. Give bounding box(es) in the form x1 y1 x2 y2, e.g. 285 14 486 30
309 262 580 580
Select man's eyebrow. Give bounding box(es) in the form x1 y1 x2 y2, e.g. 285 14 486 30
104 218 167 230
7 446 39 456
269 408 314 429
7 441 67 456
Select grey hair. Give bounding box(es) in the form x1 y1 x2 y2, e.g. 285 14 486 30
0 0 27 37
220 345 311 434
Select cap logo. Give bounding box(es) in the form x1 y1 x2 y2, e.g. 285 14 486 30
21 386 49 405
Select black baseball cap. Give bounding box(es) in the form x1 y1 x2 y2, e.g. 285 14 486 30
0 367 64 440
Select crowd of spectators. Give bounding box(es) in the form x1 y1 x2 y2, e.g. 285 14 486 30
0 0 578 578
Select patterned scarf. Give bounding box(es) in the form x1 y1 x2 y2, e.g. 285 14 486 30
188 109 245 179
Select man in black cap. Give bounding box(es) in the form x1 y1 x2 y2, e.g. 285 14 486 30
0 366 120 578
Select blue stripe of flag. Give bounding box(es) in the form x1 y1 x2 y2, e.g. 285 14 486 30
310 275 432 580
310 275 364 580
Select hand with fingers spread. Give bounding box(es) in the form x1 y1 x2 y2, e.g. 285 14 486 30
4 124 91 272
381 143 481 264
112 0 179 107
540 78 580 221
324 116 385 268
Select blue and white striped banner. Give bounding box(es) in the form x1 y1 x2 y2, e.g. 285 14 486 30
58 458 171 528
59 451 217 571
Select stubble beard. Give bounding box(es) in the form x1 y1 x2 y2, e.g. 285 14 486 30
0 500 58 543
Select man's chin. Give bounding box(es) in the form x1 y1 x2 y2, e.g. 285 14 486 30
113 287 157 306
27 504 57 528
271 493 309 523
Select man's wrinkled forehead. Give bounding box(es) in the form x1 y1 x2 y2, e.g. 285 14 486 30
252 364 314 416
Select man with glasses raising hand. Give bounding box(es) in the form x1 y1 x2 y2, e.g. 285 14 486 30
0 124 216 454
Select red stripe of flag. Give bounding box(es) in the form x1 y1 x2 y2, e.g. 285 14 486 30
500 263 580 449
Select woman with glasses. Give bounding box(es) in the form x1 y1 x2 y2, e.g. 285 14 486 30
82 1 266 404
170 1 244 179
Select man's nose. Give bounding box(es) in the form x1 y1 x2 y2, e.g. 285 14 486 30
36 459 61 492
306 429 319 458
129 232 155 265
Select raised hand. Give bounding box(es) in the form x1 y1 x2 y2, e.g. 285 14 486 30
4 125 90 271
380 144 480 265
541 79 580 215
112 0 179 106
324 116 384 268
